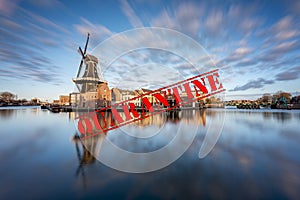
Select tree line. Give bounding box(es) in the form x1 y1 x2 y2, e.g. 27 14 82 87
0 91 39 105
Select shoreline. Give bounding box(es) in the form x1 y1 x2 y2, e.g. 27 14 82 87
1 105 300 112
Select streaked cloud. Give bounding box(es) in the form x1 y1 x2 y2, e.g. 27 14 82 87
0 4 69 88
120 0 144 28
276 66 300 81
150 2 203 36
74 17 113 47
229 78 275 92
27 0 63 8
205 9 223 36
0 0 20 15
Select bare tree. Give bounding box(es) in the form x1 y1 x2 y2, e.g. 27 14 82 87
0 91 16 102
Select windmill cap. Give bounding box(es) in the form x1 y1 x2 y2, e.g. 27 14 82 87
85 54 98 63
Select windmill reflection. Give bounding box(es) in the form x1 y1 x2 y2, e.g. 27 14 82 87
72 133 93 188
71 112 112 188
72 131 107 188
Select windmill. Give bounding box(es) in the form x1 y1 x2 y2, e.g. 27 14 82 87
73 33 105 93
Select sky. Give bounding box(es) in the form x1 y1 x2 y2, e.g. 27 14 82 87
0 0 300 101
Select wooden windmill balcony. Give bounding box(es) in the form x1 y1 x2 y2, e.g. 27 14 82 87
72 77 103 84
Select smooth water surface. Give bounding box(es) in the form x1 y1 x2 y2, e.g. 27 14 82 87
0 107 299 199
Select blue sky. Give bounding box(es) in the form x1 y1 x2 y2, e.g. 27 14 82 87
0 0 300 101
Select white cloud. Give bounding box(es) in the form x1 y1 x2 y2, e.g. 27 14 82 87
74 18 113 47
272 40 298 53
0 0 20 15
151 10 176 29
234 47 252 56
275 30 298 41
175 2 202 35
222 46 253 64
205 10 223 36
27 0 63 8
238 17 260 33
150 2 202 36
120 0 144 28
0 18 22 30
21 8 69 34
228 4 262 34
274 16 293 31
260 15 299 46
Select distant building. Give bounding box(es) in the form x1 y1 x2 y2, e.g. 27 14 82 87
96 82 111 107
70 83 111 108
69 92 80 106
111 88 140 106
31 98 40 105
136 88 154 106
262 93 272 105
59 95 70 106
291 95 300 104
111 88 122 104
79 91 98 108
181 91 205 108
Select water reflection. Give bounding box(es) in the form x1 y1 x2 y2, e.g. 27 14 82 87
1 107 300 199
70 109 207 128
0 109 14 119
72 133 96 188
166 111 180 123
0 106 40 120
272 112 292 122
261 111 293 122
73 110 207 153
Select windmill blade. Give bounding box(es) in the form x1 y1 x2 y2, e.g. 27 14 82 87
78 47 85 58
76 59 83 78
83 33 90 55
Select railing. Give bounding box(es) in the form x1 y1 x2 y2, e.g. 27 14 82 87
72 77 102 82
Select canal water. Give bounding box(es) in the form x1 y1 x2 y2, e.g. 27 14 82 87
0 106 299 199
